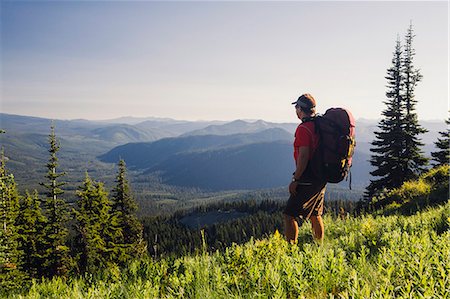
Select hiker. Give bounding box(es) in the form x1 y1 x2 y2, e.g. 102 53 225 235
284 93 327 244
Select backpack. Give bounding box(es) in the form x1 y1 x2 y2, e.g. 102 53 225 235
310 108 356 185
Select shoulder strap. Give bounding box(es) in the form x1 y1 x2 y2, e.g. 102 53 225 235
301 116 316 123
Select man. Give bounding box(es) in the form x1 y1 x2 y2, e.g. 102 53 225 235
284 93 327 244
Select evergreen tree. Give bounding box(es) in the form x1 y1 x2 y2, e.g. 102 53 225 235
402 23 428 178
16 190 47 278
39 123 71 277
0 149 24 291
366 38 406 199
431 117 450 166
111 160 146 261
73 173 116 272
366 25 429 200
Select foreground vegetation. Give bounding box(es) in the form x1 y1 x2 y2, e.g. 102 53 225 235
6 201 449 298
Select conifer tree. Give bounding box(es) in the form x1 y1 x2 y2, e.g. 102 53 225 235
73 173 116 272
367 25 428 200
366 38 406 199
0 149 24 290
431 117 450 166
402 23 428 178
39 123 71 277
111 160 146 260
16 190 46 278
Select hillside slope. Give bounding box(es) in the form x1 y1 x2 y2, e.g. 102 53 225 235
99 128 292 168
8 202 449 298
148 141 369 190
147 141 294 190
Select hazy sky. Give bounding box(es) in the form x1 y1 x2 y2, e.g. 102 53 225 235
1 1 448 122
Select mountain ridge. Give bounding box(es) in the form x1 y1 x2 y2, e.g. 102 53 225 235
99 128 293 170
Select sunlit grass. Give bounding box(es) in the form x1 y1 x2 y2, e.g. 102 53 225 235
8 202 450 298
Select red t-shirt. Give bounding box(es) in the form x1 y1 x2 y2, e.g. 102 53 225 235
293 121 319 163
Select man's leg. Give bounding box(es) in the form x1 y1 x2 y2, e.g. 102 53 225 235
284 214 299 244
309 215 324 242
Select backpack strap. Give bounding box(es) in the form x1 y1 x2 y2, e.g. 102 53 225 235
301 116 316 123
300 115 317 137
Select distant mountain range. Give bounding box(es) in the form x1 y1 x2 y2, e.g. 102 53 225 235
0 113 446 193
0 113 222 145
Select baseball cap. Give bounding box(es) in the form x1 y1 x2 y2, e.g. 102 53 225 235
291 93 316 109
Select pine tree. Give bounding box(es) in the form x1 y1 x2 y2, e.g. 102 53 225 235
431 117 450 166
39 123 71 277
366 25 429 201
402 23 428 178
111 160 146 261
0 149 24 291
73 173 116 272
366 38 406 199
16 190 46 278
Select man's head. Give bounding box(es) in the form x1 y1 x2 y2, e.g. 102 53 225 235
292 93 316 119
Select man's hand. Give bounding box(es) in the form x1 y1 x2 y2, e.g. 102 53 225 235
289 181 298 195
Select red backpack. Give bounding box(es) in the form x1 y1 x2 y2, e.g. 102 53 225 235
310 108 356 185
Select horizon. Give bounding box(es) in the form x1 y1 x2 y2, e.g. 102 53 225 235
0 111 445 125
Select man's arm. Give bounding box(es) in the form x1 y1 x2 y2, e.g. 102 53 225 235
289 146 310 195
294 146 310 180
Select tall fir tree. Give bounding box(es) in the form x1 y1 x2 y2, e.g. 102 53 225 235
73 173 117 272
431 117 450 167
366 25 429 201
16 190 47 278
366 38 406 199
0 149 24 291
39 123 72 277
111 160 146 261
401 23 428 178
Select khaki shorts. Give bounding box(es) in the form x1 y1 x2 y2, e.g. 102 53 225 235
283 181 326 219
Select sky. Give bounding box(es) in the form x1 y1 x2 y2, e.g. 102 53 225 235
1 1 448 123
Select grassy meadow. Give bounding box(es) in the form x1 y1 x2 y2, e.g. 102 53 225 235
7 201 449 299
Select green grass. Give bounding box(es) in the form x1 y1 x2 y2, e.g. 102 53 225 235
7 202 450 298
371 165 449 215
